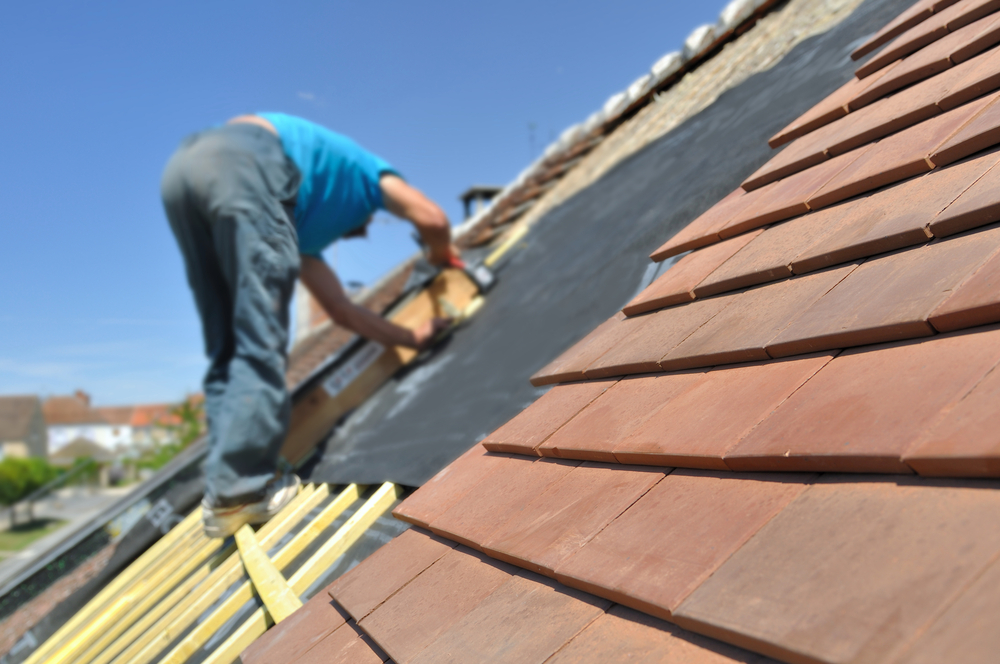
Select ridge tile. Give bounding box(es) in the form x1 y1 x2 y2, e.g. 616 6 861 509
930 91 1000 164
481 462 666 576
482 378 617 455
673 475 1000 664
695 199 865 297
408 572 610 664
358 547 514 663
614 354 836 469
537 371 707 463
530 312 628 386
427 457 581 550
553 470 814 620
903 349 1000 476
792 151 1000 273
661 265 857 371
930 240 1000 330
392 444 507 529
808 95 992 209
722 149 872 236
328 528 457 623
583 297 731 379
769 226 1000 357
729 328 1000 472
625 231 762 316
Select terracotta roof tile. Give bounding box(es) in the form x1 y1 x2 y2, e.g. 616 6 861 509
554 470 812 620
649 188 763 261
768 226 1000 356
939 42 1000 108
427 457 581 550
357 547 514 663
537 371 706 463
930 239 1000 331
529 312 628 386
583 297 731 379
930 152 1000 234
808 95 992 209
240 582 350 664
661 266 856 371
673 476 1000 664
930 92 1000 164
693 200 864 297
293 622 387 664
903 354 1000 475
722 149 872 236
482 379 616 455
392 444 506 529
792 151 999 272
407 571 610 664
851 0 944 61
729 327 1000 472
742 131 831 192
951 11 1000 61
624 230 762 316
481 462 664 576
328 528 456 623
546 605 781 664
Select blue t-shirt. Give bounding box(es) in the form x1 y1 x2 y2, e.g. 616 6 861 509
258 113 400 257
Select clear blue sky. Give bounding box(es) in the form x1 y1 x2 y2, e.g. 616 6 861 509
0 0 721 406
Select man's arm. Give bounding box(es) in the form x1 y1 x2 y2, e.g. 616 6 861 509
380 174 461 266
299 256 448 349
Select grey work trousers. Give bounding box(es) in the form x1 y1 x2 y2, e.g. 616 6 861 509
161 123 301 506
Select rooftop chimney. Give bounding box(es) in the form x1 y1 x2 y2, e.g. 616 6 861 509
459 185 504 220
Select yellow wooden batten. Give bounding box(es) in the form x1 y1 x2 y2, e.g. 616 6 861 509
234 524 303 623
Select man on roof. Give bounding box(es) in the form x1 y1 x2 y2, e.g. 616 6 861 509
161 113 459 538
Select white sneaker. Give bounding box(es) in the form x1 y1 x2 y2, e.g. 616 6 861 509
202 473 301 538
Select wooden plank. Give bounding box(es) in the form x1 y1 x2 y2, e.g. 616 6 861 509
24 506 203 664
280 268 479 465
156 484 363 664
234 525 302 623
116 484 328 664
201 483 402 664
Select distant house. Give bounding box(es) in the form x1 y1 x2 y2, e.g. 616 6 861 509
43 391 129 454
0 395 47 458
130 403 181 448
49 437 115 486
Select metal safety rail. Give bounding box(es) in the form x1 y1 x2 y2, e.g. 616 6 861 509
23 482 403 664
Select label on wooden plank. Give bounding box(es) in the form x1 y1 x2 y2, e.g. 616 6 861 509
323 342 385 399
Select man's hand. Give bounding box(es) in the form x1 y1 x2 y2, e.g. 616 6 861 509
411 317 453 350
380 175 463 268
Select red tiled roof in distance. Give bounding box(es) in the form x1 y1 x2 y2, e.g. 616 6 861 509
481 379 617 455
728 327 1000 472
768 63 900 148
722 148 873 237
930 241 1000 330
546 604 780 664
407 572 610 664
583 297 732 379
391 444 507 529
649 188 762 262
850 0 942 61
614 355 836 469
537 371 706 463
427 457 581 550
553 470 813 621
673 475 1000 664
903 356 1000 475
356 547 514 663
792 150 1000 273
694 199 866 297
930 155 1000 234
808 94 994 209
769 226 1000 356
931 92 1000 164
890 555 1000 664
481 462 665 576
529 312 628 386
660 265 856 371
240 584 350 664
624 230 763 316
328 527 457 623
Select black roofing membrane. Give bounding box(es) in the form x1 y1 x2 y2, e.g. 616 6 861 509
308 0 914 488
